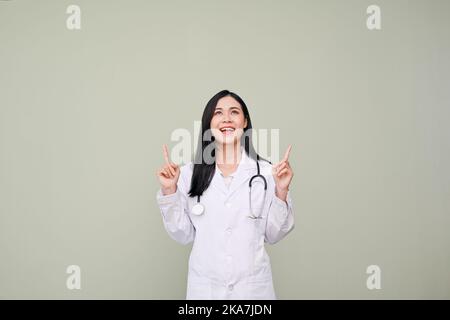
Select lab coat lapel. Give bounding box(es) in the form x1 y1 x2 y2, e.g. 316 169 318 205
225 151 255 201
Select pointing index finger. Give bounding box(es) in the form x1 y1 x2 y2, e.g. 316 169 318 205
282 145 292 162
163 144 170 164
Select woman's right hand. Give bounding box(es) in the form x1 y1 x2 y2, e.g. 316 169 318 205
157 145 180 195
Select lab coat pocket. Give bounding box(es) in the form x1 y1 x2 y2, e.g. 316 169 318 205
186 278 212 300
252 205 267 234
241 204 266 239
246 277 276 300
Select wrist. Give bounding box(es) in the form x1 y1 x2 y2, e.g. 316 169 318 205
161 186 177 195
275 186 288 201
276 186 289 193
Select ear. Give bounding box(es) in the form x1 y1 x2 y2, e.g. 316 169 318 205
244 118 248 129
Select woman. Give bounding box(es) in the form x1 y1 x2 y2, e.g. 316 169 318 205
156 90 295 299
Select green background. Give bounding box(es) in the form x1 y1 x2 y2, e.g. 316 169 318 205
1 0 449 299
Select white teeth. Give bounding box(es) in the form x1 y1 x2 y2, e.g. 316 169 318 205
221 128 235 132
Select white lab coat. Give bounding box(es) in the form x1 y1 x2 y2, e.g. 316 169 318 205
156 150 295 299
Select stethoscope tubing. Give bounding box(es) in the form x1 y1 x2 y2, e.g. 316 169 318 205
192 160 267 218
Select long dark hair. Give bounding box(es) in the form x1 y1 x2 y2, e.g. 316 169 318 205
188 90 269 198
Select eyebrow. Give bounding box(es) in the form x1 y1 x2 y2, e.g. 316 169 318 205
215 107 241 111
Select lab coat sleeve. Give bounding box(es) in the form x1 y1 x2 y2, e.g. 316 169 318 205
156 169 195 245
264 190 295 245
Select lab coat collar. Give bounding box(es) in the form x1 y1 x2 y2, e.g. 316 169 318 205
213 148 257 199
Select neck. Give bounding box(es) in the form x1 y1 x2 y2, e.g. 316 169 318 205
215 142 242 166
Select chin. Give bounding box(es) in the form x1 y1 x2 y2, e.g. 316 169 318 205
214 135 239 145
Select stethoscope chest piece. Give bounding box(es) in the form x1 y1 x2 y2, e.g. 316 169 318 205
191 202 205 216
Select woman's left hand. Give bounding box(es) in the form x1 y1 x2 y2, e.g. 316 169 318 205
272 145 294 200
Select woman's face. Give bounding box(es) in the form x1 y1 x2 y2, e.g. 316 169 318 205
210 96 248 146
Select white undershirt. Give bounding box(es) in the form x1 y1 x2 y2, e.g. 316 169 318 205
221 174 233 189
216 147 244 189
216 167 235 189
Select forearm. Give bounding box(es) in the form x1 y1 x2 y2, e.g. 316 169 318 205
157 189 195 245
265 192 295 244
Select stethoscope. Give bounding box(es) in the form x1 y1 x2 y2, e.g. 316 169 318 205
191 161 267 219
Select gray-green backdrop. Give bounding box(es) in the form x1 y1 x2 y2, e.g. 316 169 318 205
1 0 449 299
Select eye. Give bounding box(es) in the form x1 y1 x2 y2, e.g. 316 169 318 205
214 111 222 116
231 110 239 115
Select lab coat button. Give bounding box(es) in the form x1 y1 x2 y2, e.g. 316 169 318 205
228 284 234 291
226 227 232 235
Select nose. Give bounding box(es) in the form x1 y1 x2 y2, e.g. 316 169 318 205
223 113 231 122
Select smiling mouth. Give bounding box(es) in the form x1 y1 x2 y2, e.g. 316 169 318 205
220 128 235 135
